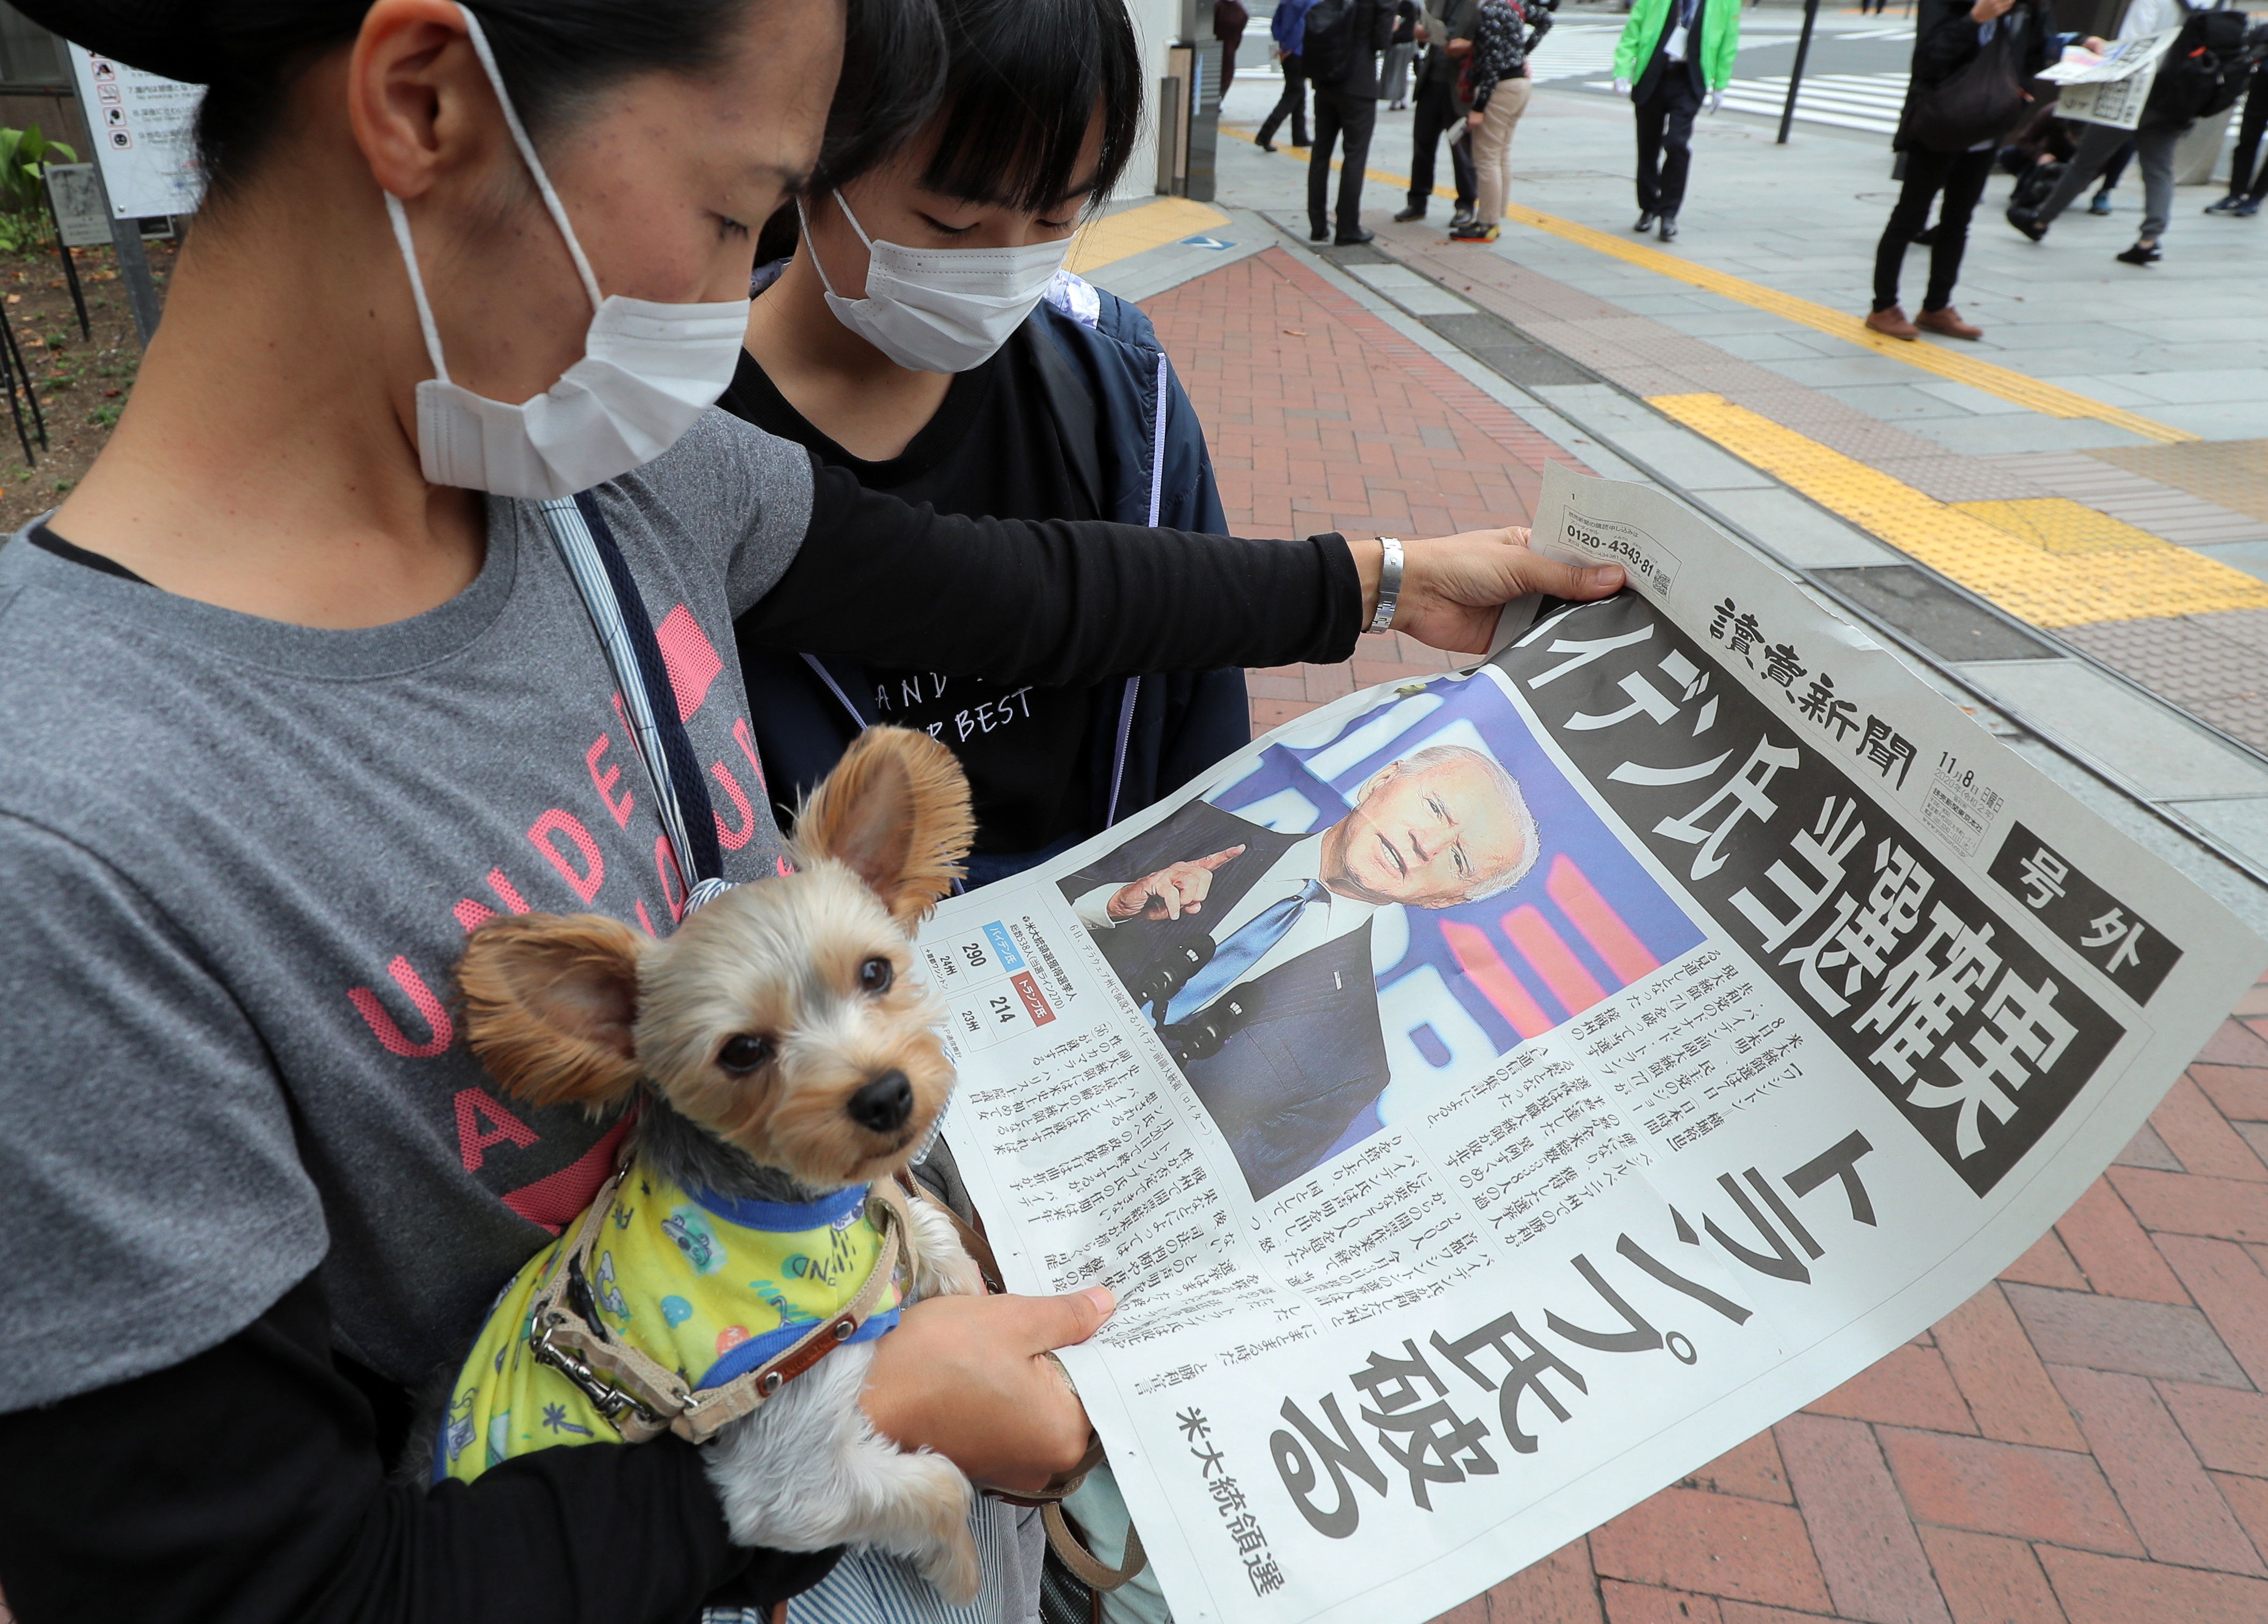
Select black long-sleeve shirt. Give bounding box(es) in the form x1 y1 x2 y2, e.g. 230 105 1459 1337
0 1276 840 1623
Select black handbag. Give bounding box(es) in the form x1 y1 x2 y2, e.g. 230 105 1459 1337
1899 13 2030 154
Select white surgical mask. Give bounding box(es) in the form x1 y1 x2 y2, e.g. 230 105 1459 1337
385 8 749 499
805 192 1071 374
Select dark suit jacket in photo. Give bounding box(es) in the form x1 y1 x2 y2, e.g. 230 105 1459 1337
1062 800 1392 1198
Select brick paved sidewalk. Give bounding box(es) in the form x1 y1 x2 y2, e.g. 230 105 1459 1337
1146 247 2268 1624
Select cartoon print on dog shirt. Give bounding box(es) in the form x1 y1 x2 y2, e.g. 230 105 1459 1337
661 1205 727 1275
595 1249 632 1325
435 1173 902 1485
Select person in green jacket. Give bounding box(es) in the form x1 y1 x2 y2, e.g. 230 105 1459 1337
1612 0 1739 241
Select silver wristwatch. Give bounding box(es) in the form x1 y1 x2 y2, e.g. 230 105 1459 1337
1366 536 1404 635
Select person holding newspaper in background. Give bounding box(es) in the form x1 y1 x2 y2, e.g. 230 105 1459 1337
1868 0 2072 341
1614 0 1740 243
2007 0 2259 265
733 0 1249 890
0 1 1628 1619
1449 0 1554 242
1396 0 1484 226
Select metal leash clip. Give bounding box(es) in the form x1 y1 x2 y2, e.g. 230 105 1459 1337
527 1313 669 1431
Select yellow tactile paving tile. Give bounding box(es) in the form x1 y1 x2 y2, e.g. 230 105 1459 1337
1494 204 2197 447
1220 125 2196 445
1649 393 2268 628
1953 499 2165 557
1067 197 1231 275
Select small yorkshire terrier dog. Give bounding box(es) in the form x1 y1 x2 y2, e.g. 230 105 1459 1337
434 726 988 1598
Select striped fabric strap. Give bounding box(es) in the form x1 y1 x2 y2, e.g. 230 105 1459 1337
538 494 725 900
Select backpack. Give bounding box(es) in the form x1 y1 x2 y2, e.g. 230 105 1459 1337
2145 4 2251 123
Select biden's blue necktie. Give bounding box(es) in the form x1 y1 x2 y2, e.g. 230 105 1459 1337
1162 880 1329 1025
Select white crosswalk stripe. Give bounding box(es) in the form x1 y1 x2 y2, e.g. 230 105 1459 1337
1526 21 1628 83
1716 72 1910 134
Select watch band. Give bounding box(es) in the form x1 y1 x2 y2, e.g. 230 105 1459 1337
1367 536 1404 635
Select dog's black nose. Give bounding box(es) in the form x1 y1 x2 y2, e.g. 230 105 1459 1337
847 1070 914 1133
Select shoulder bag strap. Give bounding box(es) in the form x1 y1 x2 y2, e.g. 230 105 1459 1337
537 493 726 904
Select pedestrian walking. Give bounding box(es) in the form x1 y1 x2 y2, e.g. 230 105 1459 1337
1386 0 1421 108
1302 0 1398 243
1450 0 1555 241
1614 0 1739 242
1217 0 1250 93
1868 0 2068 341
1396 0 1483 225
2205 55 2268 214
2007 0 2256 265
1257 0 1316 149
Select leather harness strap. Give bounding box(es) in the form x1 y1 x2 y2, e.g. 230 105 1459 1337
525 1164 913 1446
1042 1504 1148 1593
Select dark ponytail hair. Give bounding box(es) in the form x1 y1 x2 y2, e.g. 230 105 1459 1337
916 0 1145 214
17 0 944 204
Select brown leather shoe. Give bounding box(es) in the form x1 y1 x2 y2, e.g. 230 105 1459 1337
1865 305 1919 340
1916 304 1982 340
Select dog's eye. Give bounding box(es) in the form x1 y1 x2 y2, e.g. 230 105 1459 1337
858 956 894 995
717 1034 774 1074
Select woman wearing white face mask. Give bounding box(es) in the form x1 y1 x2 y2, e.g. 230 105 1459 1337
0 1 1621 1619
728 0 1245 891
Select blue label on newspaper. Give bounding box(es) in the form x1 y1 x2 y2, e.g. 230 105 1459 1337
982 921 1024 972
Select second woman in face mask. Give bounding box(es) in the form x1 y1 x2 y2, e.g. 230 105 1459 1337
724 0 1245 890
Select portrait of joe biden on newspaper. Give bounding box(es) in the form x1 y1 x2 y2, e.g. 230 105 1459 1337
1061 744 1540 1197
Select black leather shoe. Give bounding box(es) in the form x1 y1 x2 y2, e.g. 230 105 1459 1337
1634 210 1656 232
1257 138 1278 153
1394 202 1427 222
1310 222 1330 242
1658 215 1678 242
2006 206 2047 242
1334 227 1376 246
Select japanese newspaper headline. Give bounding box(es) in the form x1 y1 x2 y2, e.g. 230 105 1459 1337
917 468 2267 1624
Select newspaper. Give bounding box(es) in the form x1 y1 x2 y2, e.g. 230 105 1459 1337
916 467 2266 1624
2040 30 2178 129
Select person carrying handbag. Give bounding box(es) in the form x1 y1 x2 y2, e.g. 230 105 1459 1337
1868 0 2072 340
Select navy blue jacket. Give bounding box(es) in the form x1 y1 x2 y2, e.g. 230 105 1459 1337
733 273 1250 885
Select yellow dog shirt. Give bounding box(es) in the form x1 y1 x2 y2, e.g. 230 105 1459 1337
435 1170 901 1484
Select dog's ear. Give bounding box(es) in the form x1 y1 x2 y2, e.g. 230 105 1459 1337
456 913 648 1110
797 726 975 928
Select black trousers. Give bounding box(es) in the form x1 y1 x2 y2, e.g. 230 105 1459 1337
1873 144 1994 312
1309 82 1379 237
1257 54 1311 147
1408 67 1478 209
1633 74 1702 217
2230 75 2268 197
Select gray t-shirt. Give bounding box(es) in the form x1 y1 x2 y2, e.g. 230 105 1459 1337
0 410 812 1409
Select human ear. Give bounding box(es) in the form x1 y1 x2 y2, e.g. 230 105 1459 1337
796 727 976 929
1353 760 1407 806
456 913 648 1110
346 0 497 204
